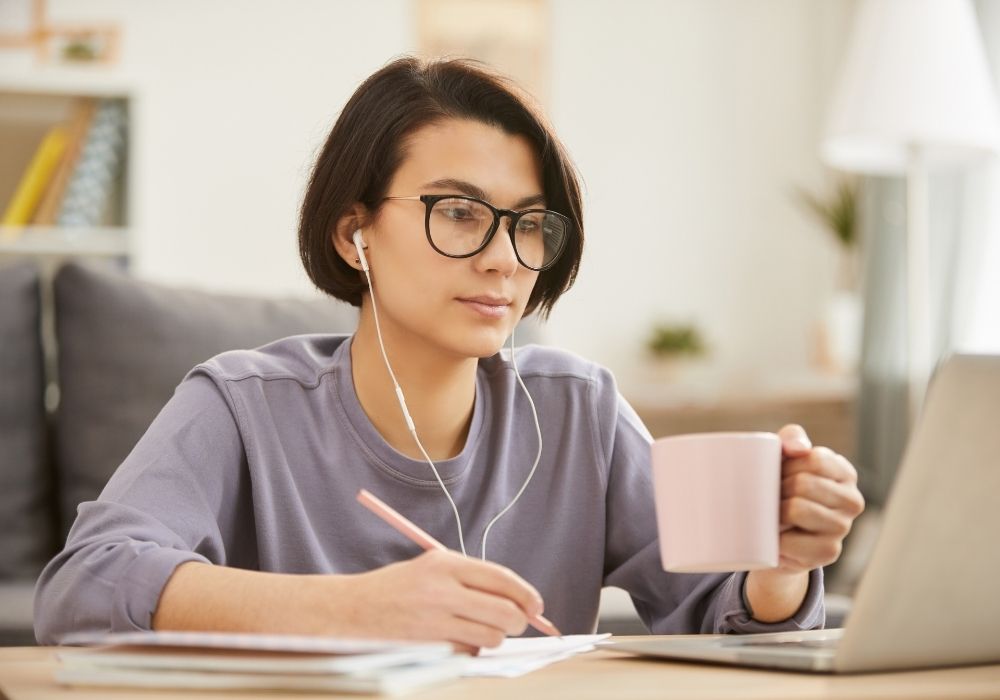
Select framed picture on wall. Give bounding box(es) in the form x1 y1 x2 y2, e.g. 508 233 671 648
0 0 120 65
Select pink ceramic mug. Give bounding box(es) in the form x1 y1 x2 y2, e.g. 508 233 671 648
651 432 781 573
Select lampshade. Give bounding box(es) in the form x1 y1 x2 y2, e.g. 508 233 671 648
822 0 1000 174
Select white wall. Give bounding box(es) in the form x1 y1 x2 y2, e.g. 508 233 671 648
2 0 855 387
547 0 855 389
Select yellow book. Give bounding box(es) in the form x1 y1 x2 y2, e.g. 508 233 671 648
1 126 70 227
33 99 98 226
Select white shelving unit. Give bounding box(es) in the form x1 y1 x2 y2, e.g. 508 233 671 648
0 68 134 99
1 71 136 411
0 226 128 257
0 70 134 263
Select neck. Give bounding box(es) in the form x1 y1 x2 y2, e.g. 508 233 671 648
350 300 479 461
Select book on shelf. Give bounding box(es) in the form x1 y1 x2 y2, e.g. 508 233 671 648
32 98 98 225
0 96 126 238
0 124 69 227
56 98 128 228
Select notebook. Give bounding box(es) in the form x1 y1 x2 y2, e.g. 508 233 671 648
56 630 610 692
613 354 1000 673
56 630 460 695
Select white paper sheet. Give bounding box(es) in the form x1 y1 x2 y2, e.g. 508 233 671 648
462 633 611 677
56 630 612 683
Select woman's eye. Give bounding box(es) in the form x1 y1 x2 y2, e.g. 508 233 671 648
516 218 540 234
442 207 475 221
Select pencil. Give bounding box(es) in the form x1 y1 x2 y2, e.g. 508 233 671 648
356 489 562 638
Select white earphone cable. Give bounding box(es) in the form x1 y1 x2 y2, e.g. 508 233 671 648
479 327 544 561
360 260 470 556
355 231 543 560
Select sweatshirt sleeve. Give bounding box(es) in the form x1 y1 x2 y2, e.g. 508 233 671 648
33 369 249 644
596 372 825 634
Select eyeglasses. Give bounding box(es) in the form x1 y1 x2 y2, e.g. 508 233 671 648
381 194 571 272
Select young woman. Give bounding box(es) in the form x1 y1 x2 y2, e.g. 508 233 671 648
34 57 865 651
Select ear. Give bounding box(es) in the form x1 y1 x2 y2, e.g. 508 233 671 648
331 204 370 271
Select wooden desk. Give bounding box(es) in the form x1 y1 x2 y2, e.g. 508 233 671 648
2 640 999 700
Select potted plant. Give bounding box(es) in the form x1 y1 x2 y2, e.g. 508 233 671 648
796 176 863 374
645 322 708 382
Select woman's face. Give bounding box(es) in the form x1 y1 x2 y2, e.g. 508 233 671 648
362 118 543 360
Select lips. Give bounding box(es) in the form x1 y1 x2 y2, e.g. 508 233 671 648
457 295 512 306
456 295 513 320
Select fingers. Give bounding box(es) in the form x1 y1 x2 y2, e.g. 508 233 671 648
445 586 530 637
359 552 545 650
777 424 812 457
413 551 542 645
783 446 858 483
451 642 481 656
443 616 509 650
450 556 544 618
773 438 866 572
781 496 853 537
782 471 866 517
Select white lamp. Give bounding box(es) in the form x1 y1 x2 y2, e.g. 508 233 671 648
822 0 1000 424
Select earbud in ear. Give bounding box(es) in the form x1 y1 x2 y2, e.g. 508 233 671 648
352 230 369 272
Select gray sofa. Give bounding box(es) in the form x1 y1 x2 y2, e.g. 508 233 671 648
0 259 362 645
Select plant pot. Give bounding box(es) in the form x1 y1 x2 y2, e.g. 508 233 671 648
816 291 863 375
646 355 703 384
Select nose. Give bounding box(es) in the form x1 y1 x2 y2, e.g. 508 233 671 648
475 216 519 275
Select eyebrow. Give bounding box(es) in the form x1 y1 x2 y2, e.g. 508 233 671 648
422 178 546 210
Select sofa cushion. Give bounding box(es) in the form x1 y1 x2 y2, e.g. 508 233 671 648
0 261 51 578
53 261 358 537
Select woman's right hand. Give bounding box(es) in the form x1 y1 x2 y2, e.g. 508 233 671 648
321 550 545 653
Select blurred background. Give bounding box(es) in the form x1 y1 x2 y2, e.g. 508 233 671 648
2 0 999 640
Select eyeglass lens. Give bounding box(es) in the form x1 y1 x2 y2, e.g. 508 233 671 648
429 197 567 270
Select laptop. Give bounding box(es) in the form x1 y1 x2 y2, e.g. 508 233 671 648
613 353 1000 673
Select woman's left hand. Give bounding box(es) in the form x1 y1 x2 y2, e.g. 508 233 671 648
743 424 866 622
774 424 866 572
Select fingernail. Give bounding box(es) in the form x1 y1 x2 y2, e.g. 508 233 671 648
792 437 812 451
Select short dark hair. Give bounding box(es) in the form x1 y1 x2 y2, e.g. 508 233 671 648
298 56 584 319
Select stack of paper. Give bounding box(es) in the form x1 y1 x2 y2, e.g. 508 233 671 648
55 631 612 693
56 631 461 696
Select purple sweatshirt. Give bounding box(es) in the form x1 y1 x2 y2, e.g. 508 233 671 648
33 334 823 644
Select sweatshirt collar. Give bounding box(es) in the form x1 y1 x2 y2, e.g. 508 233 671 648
331 335 488 486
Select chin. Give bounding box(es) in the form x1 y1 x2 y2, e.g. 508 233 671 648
442 323 513 360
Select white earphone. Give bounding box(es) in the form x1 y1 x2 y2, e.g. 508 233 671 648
352 230 369 273
351 229 543 560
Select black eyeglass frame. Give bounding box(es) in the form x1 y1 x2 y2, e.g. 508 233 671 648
382 194 571 272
